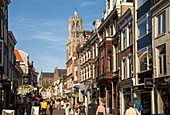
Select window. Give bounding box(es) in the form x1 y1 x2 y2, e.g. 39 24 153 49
129 25 133 45
76 31 79 38
115 45 119 70
137 46 152 72
158 45 166 75
108 27 110 37
96 42 98 57
157 12 166 35
76 22 79 30
137 0 147 8
93 45 95 59
72 22 75 30
108 56 111 72
0 40 3 65
108 46 112 55
122 29 127 50
128 56 133 78
72 32 75 38
137 12 151 39
122 59 127 80
93 63 95 79
96 60 99 78
102 49 104 74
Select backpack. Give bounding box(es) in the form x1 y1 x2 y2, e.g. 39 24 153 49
139 104 143 111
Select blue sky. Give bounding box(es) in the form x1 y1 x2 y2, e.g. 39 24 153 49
8 0 105 74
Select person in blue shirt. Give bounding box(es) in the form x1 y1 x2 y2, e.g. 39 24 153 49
133 98 141 111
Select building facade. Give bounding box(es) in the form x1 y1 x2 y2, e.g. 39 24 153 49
151 0 170 114
39 72 54 88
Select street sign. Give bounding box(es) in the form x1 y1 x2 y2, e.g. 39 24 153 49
144 78 154 88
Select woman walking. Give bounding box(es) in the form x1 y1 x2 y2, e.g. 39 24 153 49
78 102 87 115
48 100 54 115
96 101 105 115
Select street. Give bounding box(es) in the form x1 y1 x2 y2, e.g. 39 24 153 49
40 109 64 115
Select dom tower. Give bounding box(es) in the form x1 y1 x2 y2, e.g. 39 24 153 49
66 10 83 61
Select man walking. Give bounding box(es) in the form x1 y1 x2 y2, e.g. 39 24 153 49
41 99 47 115
125 102 137 115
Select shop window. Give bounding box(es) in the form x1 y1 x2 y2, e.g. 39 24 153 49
137 46 152 72
158 45 166 75
157 12 166 35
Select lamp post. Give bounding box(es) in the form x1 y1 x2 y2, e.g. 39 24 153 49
0 67 4 115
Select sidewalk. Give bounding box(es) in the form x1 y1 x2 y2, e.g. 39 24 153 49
106 113 114 115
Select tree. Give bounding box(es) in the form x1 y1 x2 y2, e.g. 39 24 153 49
43 84 51 89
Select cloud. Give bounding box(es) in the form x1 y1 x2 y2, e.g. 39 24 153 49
79 1 98 7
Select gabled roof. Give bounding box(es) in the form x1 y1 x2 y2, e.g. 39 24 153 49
14 49 24 63
41 72 54 78
58 69 67 77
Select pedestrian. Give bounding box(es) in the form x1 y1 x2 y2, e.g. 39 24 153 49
96 101 105 115
61 99 64 110
41 99 47 115
48 100 54 115
125 102 137 115
133 98 143 112
67 103 74 115
57 100 60 110
75 101 80 114
78 102 87 115
64 100 68 114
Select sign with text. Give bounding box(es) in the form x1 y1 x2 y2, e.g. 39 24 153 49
144 78 154 88
31 106 39 115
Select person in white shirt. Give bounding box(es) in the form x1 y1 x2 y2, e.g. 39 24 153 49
125 102 137 115
61 99 64 110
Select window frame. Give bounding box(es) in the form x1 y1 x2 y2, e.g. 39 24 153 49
0 39 3 66
158 45 166 76
157 12 166 36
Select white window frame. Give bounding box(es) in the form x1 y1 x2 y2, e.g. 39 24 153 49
93 63 95 79
157 12 166 36
121 58 127 80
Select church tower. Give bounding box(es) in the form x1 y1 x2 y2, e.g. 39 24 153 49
66 10 83 61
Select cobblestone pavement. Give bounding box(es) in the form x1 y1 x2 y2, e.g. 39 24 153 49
40 109 64 115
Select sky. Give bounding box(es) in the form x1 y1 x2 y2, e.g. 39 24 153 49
8 0 105 75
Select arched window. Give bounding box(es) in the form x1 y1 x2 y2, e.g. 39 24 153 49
76 22 79 30
72 22 75 30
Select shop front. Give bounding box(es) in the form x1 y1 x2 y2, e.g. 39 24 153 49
134 85 152 115
155 76 170 115
119 79 133 115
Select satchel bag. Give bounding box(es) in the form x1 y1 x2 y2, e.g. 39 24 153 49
134 108 141 115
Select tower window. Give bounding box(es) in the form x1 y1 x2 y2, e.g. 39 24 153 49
76 22 79 30
72 22 75 30
72 32 75 38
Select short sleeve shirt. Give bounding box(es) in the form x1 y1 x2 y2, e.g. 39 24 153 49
41 102 47 109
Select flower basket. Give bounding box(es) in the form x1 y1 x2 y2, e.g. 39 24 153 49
61 94 68 98
70 92 79 98
17 85 34 97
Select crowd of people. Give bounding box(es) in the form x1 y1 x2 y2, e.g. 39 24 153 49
30 97 143 115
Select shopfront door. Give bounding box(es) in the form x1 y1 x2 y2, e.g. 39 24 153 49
141 93 151 115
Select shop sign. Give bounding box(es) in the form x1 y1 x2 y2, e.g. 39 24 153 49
2 81 11 88
133 85 152 93
156 76 170 86
144 78 154 88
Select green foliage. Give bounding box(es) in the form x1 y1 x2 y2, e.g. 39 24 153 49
43 84 51 89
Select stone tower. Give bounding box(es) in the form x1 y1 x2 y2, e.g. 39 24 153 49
66 10 83 61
